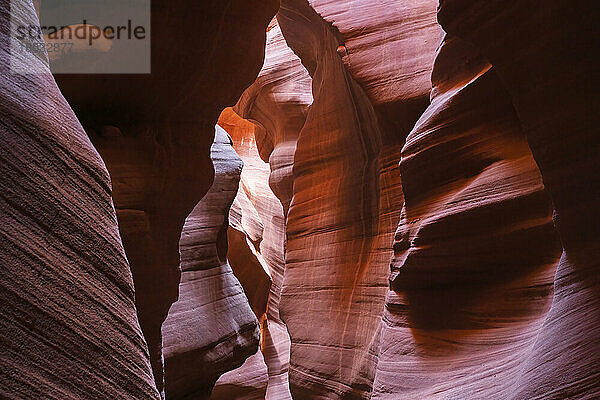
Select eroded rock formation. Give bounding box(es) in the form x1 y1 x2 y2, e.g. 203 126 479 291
231 1 438 397
211 109 283 399
161 126 261 399
229 17 316 398
217 0 598 399
373 33 561 399
3 0 598 399
436 2 599 398
53 1 278 393
0 2 159 398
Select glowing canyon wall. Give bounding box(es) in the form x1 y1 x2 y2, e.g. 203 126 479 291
1 0 598 399
217 0 598 399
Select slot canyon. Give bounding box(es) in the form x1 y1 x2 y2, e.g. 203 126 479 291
0 1 598 399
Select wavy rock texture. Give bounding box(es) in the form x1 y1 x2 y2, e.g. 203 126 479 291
303 0 440 137
437 1 600 398
0 2 159 399
233 1 438 396
226 1 598 398
210 350 268 400
162 126 260 400
252 1 437 397
217 101 297 399
4 1 597 399
209 112 275 400
232 18 312 330
210 110 279 400
229 17 317 398
373 32 562 399
53 1 279 393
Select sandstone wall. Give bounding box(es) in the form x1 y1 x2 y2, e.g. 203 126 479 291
162 127 261 399
3 1 597 399
221 1 598 399
53 1 279 393
0 2 159 398
437 1 599 398
373 32 561 399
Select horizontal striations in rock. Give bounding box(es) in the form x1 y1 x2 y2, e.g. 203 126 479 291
232 2 432 397
162 126 260 399
272 1 408 397
5 0 595 398
306 0 438 103
219 101 296 399
234 19 313 216
437 0 599 252
437 2 600 398
0 2 159 399
53 1 279 393
372 33 562 399
232 18 317 398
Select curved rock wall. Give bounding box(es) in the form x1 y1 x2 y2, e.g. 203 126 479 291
373 33 561 399
437 2 600 398
232 18 315 398
214 108 287 399
0 2 159 399
162 126 260 399
3 1 598 399
229 1 437 396
53 1 279 393
304 0 440 140
276 5 385 397
220 1 598 399
268 1 436 397
230 1 438 397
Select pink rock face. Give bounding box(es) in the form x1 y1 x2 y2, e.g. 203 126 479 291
233 2 434 396
4 1 598 399
162 127 260 399
437 2 600 398
221 1 597 399
260 2 433 397
218 104 295 399
53 1 279 393
86 121 215 397
210 350 269 400
0 2 158 399
372 33 561 399
306 0 440 135
231 17 317 398
277 15 385 394
227 147 273 319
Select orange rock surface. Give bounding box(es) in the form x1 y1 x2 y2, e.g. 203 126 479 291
2 1 598 399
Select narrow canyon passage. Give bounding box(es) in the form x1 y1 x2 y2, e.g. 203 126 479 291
1 1 598 400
